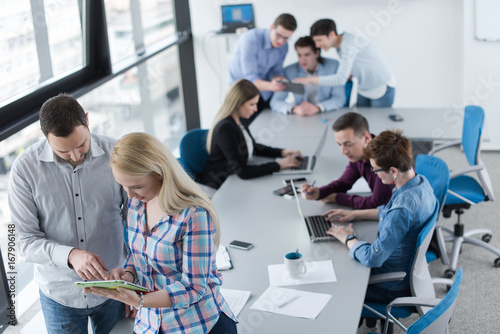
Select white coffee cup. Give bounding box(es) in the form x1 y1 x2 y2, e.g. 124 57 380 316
284 252 307 278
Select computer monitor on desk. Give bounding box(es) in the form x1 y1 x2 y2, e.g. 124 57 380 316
218 4 255 34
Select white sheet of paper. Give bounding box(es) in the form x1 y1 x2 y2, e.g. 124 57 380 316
220 288 252 317
250 286 331 320
268 260 337 286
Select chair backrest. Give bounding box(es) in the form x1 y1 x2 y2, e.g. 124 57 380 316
462 106 484 167
179 129 209 180
407 267 463 334
461 106 495 201
344 80 353 107
415 155 450 211
409 201 440 315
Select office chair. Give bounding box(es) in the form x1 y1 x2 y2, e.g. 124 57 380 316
415 155 453 278
362 200 440 329
429 105 500 278
344 77 358 109
368 267 463 334
179 129 209 181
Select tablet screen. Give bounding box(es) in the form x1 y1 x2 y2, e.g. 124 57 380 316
74 280 149 292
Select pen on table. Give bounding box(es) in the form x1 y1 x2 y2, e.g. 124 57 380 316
277 295 300 308
306 180 316 195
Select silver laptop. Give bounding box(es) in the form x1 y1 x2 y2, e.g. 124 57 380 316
290 181 336 242
274 124 329 175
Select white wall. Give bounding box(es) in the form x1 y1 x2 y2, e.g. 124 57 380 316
462 0 500 149
189 0 500 149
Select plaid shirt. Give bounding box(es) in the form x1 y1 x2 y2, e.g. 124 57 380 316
125 199 236 333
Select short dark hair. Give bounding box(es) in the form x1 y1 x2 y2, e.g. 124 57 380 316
310 19 337 37
333 112 369 137
363 129 413 172
274 13 297 31
294 36 324 64
39 93 88 137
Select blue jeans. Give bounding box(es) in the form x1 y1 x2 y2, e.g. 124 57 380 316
133 312 237 334
357 86 395 107
39 290 125 334
208 312 238 334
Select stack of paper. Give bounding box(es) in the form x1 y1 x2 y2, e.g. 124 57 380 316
216 245 233 271
220 288 252 317
250 286 331 320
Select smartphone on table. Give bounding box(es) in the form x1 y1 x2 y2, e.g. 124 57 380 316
228 240 254 250
282 177 307 186
273 185 295 196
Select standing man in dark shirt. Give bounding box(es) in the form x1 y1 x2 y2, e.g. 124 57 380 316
302 112 393 209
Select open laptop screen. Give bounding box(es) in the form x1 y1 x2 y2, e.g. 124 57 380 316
221 4 255 33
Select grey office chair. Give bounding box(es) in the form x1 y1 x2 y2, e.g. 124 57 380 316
369 267 463 334
429 105 500 278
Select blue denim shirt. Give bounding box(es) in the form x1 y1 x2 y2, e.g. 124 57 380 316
349 174 437 291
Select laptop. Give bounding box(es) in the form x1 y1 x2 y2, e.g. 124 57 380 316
290 181 336 242
217 4 255 34
274 124 329 175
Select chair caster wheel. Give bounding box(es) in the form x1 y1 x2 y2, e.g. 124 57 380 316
482 234 492 243
445 269 455 278
494 258 500 268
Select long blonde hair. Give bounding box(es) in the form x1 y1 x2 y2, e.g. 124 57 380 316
206 79 260 153
111 132 221 247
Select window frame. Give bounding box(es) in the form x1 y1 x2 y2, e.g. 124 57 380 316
0 0 200 142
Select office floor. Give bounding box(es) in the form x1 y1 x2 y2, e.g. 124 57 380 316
7 149 500 334
358 148 500 334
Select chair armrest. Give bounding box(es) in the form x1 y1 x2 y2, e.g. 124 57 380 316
368 272 406 285
428 140 462 155
387 297 441 309
449 164 484 179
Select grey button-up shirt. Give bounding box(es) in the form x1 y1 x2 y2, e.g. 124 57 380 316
8 133 127 308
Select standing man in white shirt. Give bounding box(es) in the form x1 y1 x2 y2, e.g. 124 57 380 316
8 94 129 334
294 19 396 107
270 36 346 115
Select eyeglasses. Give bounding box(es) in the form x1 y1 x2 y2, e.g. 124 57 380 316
371 167 385 173
273 30 290 41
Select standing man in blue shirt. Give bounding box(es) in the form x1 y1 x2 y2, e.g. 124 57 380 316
270 36 346 115
229 13 297 122
8 94 129 334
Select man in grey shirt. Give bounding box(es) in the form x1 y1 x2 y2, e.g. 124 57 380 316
8 94 128 333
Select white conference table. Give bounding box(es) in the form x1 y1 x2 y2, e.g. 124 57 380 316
212 128 379 333
249 107 464 143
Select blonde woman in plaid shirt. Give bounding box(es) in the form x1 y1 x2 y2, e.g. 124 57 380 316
85 132 237 334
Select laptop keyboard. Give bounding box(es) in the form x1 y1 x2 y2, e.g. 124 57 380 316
290 156 309 171
306 215 334 240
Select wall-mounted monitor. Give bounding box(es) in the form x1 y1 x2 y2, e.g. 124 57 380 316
219 3 255 34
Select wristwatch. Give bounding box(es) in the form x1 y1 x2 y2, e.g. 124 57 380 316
345 234 357 246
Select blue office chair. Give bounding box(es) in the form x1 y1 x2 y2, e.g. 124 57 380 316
369 267 463 334
415 155 450 264
344 78 358 108
429 105 500 278
415 155 454 287
179 129 209 182
362 201 440 327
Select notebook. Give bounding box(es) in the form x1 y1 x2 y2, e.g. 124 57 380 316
290 180 345 242
218 4 255 34
274 124 329 175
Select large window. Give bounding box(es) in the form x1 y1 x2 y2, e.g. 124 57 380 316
0 0 198 304
0 0 84 105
